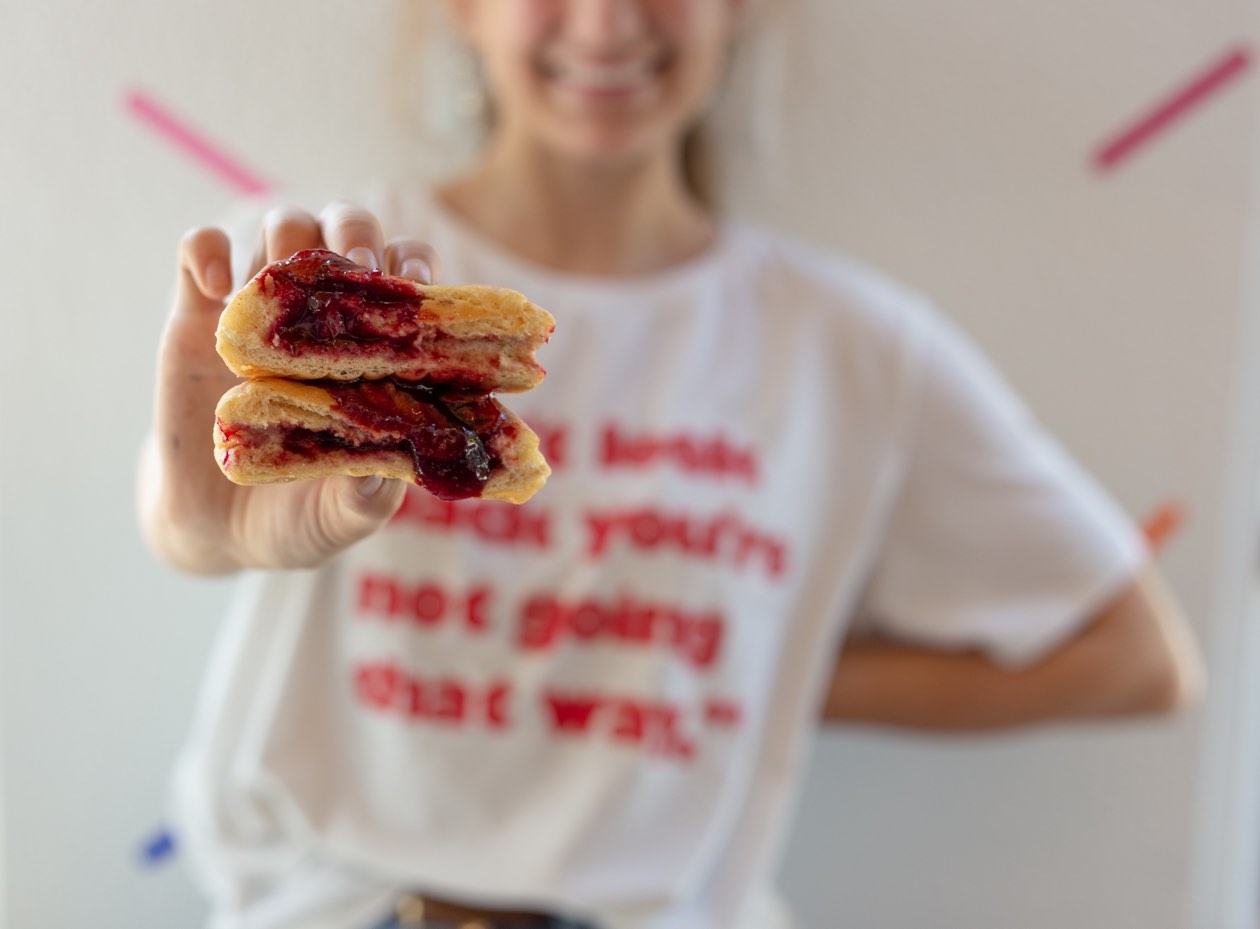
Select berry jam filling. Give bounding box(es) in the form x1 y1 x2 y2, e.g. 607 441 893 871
262 249 437 356
307 379 511 500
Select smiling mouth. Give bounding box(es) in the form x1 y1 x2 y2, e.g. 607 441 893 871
540 53 670 96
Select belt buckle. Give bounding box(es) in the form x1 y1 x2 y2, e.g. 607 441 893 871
394 894 495 929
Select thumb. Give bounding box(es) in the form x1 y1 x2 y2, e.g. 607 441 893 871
310 476 408 557
160 227 235 378
174 226 233 317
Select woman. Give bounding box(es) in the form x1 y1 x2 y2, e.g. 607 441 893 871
139 2 1203 927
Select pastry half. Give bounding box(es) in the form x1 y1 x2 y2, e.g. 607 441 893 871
214 377 550 504
215 249 554 391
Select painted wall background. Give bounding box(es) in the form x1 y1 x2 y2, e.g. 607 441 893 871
2 1 1259 927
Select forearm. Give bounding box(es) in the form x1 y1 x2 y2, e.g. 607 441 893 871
823 568 1203 731
823 641 1136 731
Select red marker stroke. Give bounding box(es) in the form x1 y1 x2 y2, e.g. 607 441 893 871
1093 45 1253 172
123 88 271 197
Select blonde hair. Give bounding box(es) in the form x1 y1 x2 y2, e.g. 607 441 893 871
388 0 796 211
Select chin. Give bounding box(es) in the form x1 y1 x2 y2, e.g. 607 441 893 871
558 131 661 164
538 109 696 169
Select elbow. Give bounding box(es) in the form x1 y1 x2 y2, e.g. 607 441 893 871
1078 567 1206 720
1111 608 1206 718
1136 575 1208 717
1136 635 1206 716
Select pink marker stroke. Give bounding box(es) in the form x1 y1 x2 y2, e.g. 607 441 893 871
1093 46 1253 172
123 88 272 197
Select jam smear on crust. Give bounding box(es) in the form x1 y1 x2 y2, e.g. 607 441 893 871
263 249 437 356
297 379 513 500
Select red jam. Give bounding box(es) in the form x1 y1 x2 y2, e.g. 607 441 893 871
262 249 437 355
294 379 513 500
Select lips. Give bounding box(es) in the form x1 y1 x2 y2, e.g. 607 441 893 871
540 52 669 96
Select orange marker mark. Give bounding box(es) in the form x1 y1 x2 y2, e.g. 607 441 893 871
1142 501 1187 553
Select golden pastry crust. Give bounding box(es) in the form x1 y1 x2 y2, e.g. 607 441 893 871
213 379 550 505
215 262 554 391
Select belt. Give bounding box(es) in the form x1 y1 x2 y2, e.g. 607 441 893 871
383 893 597 929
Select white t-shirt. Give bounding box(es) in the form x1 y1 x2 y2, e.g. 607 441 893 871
173 186 1147 929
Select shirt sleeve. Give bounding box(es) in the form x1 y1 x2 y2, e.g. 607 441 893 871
855 305 1149 668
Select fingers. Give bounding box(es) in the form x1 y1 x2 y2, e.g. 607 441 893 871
264 206 322 265
304 476 408 564
347 475 409 518
320 201 385 271
384 238 442 283
234 476 407 570
245 228 267 283
242 203 443 284
175 227 233 316
164 228 232 428
154 228 244 549
166 227 237 377
252 202 441 284
237 206 324 283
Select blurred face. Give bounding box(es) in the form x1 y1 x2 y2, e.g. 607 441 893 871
449 0 741 164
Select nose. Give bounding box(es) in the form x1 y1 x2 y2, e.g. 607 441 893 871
565 0 648 47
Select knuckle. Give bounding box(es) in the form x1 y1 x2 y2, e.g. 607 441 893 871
178 226 228 268
179 225 214 252
321 202 380 240
320 199 363 218
384 238 423 265
387 237 432 256
340 219 379 243
263 205 315 229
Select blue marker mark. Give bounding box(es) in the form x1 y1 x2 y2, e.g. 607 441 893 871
138 826 178 867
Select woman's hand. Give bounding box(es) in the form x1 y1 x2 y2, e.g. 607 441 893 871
137 202 441 574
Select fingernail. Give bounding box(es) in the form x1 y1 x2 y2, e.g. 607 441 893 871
400 258 432 283
347 247 378 271
206 260 231 296
355 473 383 496
356 475 384 498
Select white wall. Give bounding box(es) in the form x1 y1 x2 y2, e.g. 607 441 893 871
749 5 1260 928
2 1 1259 927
